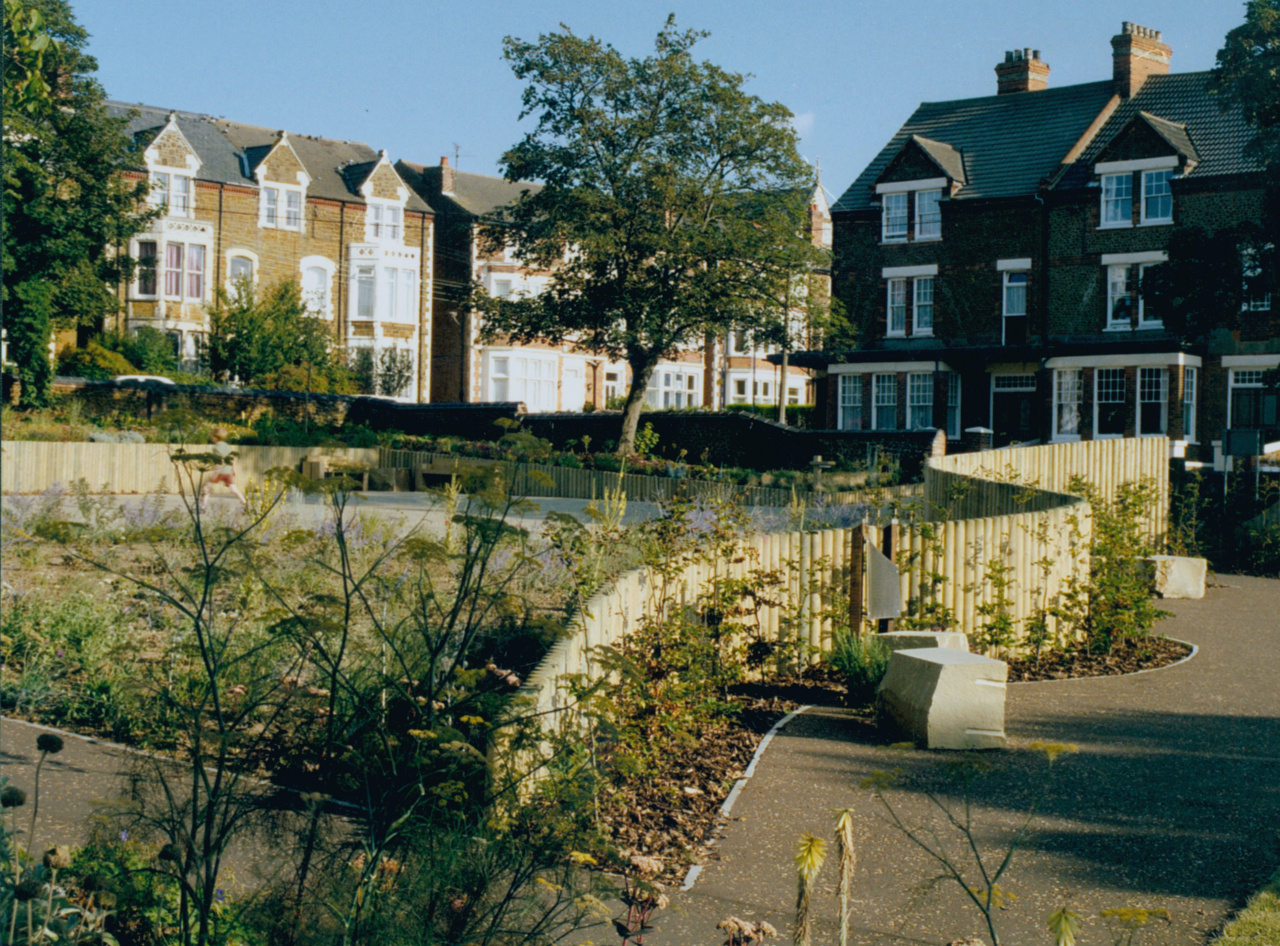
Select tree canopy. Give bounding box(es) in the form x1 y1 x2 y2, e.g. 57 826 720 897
482 18 825 453
1213 0 1280 176
2 0 154 405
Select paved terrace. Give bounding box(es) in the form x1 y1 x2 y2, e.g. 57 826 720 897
657 576 1280 946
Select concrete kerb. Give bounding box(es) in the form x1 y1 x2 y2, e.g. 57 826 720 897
679 704 812 893
1005 635 1199 685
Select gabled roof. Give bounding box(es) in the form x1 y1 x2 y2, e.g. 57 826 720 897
107 101 429 211
1137 111 1199 165
397 161 542 219
834 80 1116 212
1060 72 1255 187
909 135 967 185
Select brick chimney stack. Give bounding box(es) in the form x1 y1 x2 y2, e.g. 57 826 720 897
995 48 1050 95
439 155 455 194
1111 22 1170 98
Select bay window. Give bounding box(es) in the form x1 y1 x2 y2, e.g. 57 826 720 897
355 266 375 319
160 242 204 302
1094 367 1126 437
834 376 865 430
873 373 897 430
1053 368 1082 440
1138 366 1168 436
907 372 933 429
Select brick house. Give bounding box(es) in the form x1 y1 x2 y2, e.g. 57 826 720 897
800 23 1270 459
399 157 824 410
110 104 434 400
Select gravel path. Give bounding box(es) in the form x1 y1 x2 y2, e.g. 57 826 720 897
653 575 1280 946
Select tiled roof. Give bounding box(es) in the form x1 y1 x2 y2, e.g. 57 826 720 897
911 135 967 184
1060 71 1257 187
1138 111 1200 165
106 101 429 211
398 160 542 219
833 80 1117 212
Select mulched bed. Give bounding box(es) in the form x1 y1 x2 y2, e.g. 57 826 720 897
1005 635 1192 682
599 668 862 884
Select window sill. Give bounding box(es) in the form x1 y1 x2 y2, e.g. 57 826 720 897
914 235 942 243
1103 325 1134 332
912 330 935 338
886 332 907 339
1097 222 1134 230
881 237 908 245
1138 219 1173 227
1136 322 1165 330
1051 435 1081 443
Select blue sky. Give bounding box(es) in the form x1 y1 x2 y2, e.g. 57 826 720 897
75 1 1247 203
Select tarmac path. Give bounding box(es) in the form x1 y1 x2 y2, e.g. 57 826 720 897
654 575 1280 946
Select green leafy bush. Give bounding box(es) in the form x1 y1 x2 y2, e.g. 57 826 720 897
55 342 135 380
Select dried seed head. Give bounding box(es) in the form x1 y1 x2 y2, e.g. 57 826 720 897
43 845 72 869
36 733 64 754
14 879 42 902
0 786 27 808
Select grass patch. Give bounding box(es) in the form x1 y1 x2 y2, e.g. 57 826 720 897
1218 869 1280 946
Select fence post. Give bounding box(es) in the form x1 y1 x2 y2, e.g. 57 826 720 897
878 519 897 635
849 525 865 637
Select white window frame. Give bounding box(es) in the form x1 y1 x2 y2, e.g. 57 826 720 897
887 278 907 336
1140 169 1173 225
649 365 701 408
915 189 942 240
1093 367 1126 439
838 374 861 430
258 183 305 231
134 240 158 297
365 200 404 243
161 242 205 303
300 255 336 320
907 372 933 430
1183 366 1197 442
1002 270 1028 344
353 265 376 320
913 276 934 336
1100 173 1133 228
882 193 908 243
150 171 194 218
1137 366 1168 437
1052 368 1083 441
225 251 257 294
872 373 897 431
1106 264 1136 330
1137 263 1162 329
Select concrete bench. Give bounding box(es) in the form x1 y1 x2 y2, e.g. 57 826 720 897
879 631 969 653
1149 555 1207 599
877 648 1008 750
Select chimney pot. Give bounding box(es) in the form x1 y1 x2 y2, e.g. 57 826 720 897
1111 21 1171 98
995 45 1049 94
440 156 449 167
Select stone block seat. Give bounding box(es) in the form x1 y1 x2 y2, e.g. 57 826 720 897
1149 555 1207 600
877 648 1008 750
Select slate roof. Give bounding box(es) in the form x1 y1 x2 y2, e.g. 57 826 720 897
1059 71 1257 187
107 101 429 211
833 80 1117 213
909 135 967 185
398 161 542 219
1138 111 1200 164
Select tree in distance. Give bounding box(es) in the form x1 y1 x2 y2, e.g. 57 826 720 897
480 17 826 454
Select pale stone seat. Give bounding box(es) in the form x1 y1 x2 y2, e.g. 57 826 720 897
1149 555 1207 599
877 648 1008 750
879 631 969 652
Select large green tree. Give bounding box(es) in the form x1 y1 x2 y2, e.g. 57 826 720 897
482 18 825 454
1213 0 1280 176
2 0 154 405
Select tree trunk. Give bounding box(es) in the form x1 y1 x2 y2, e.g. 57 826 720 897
617 357 657 455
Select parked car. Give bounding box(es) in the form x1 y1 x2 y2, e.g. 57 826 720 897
113 374 176 385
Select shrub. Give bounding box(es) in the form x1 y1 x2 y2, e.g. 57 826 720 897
55 342 135 380
828 629 891 706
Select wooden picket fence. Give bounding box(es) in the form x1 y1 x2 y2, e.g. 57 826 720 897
519 438 1171 732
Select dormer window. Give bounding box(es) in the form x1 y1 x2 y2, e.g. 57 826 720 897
1101 173 1132 226
1141 169 1173 223
367 202 402 242
260 186 303 231
150 171 193 217
882 193 908 242
915 189 942 239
